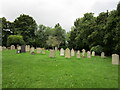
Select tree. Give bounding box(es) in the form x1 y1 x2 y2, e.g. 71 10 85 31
7 35 25 46
13 14 37 45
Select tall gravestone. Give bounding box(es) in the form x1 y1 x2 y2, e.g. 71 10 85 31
16 46 21 54
71 48 75 56
76 50 80 58
112 54 119 65
82 49 86 57
87 51 91 58
101 52 105 58
55 47 58 51
0 46 2 51
60 48 64 56
21 45 26 53
65 48 70 58
49 50 55 58
92 51 95 56
30 47 35 54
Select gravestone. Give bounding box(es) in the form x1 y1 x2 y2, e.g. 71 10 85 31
87 51 91 58
36 48 41 53
55 47 58 51
71 48 75 56
30 47 35 54
2 46 6 50
76 50 80 58
112 54 119 65
10 45 15 50
49 49 55 58
16 46 21 54
65 48 70 58
0 46 2 51
42 48 45 54
92 51 95 56
60 48 64 56
21 45 26 53
101 52 105 58
82 49 86 57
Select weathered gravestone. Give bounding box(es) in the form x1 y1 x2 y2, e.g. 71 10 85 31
36 48 41 53
2 46 6 50
30 47 35 54
25 45 30 52
10 45 15 50
42 48 45 54
92 51 95 56
60 48 64 56
112 54 119 65
16 46 21 54
0 46 2 51
71 48 75 56
82 49 86 57
101 52 105 58
21 45 26 53
76 50 80 58
49 50 55 58
65 48 70 58
55 47 58 51
87 51 91 58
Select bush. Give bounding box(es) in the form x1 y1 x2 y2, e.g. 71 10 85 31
7 35 25 46
90 45 103 55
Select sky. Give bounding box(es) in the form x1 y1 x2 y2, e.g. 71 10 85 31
0 0 119 32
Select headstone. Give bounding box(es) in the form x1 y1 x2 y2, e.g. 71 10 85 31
92 51 95 56
10 45 15 50
36 48 41 53
49 49 55 58
2 46 6 50
101 52 105 58
82 49 86 57
16 46 21 54
55 47 58 51
76 50 80 58
30 47 35 54
42 48 45 54
87 51 91 58
21 45 26 53
65 48 70 58
0 46 2 51
71 48 75 56
112 54 119 65
60 48 64 56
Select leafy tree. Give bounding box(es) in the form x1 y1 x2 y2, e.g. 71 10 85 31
7 35 25 46
13 14 37 44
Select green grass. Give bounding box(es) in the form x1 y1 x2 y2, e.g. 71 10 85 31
2 50 118 88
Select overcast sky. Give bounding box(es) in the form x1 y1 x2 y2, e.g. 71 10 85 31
0 0 119 32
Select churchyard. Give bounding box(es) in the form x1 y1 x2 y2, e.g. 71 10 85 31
1 46 119 88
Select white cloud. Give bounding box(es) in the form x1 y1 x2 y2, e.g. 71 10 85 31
0 0 119 31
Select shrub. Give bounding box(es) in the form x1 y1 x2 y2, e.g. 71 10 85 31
7 35 25 46
90 45 103 55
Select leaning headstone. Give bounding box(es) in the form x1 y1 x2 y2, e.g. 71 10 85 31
10 45 15 50
65 48 70 58
0 46 2 51
49 50 55 58
82 49 86 57
92 51 95 56
101 52 105 58
21 45 26 53
36 48 41 53
30 47 35 54
112 54 119 65
42 48 45 54
60 48 64 56
76 50 80 58
71 48 75 56
87 51 91 58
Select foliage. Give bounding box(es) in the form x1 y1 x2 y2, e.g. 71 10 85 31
7 35 25 46
90 45 103 55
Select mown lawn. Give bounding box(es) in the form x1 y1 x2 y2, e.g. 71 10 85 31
2 50 118 88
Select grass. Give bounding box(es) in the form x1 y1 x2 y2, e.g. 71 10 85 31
2 50 118 88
